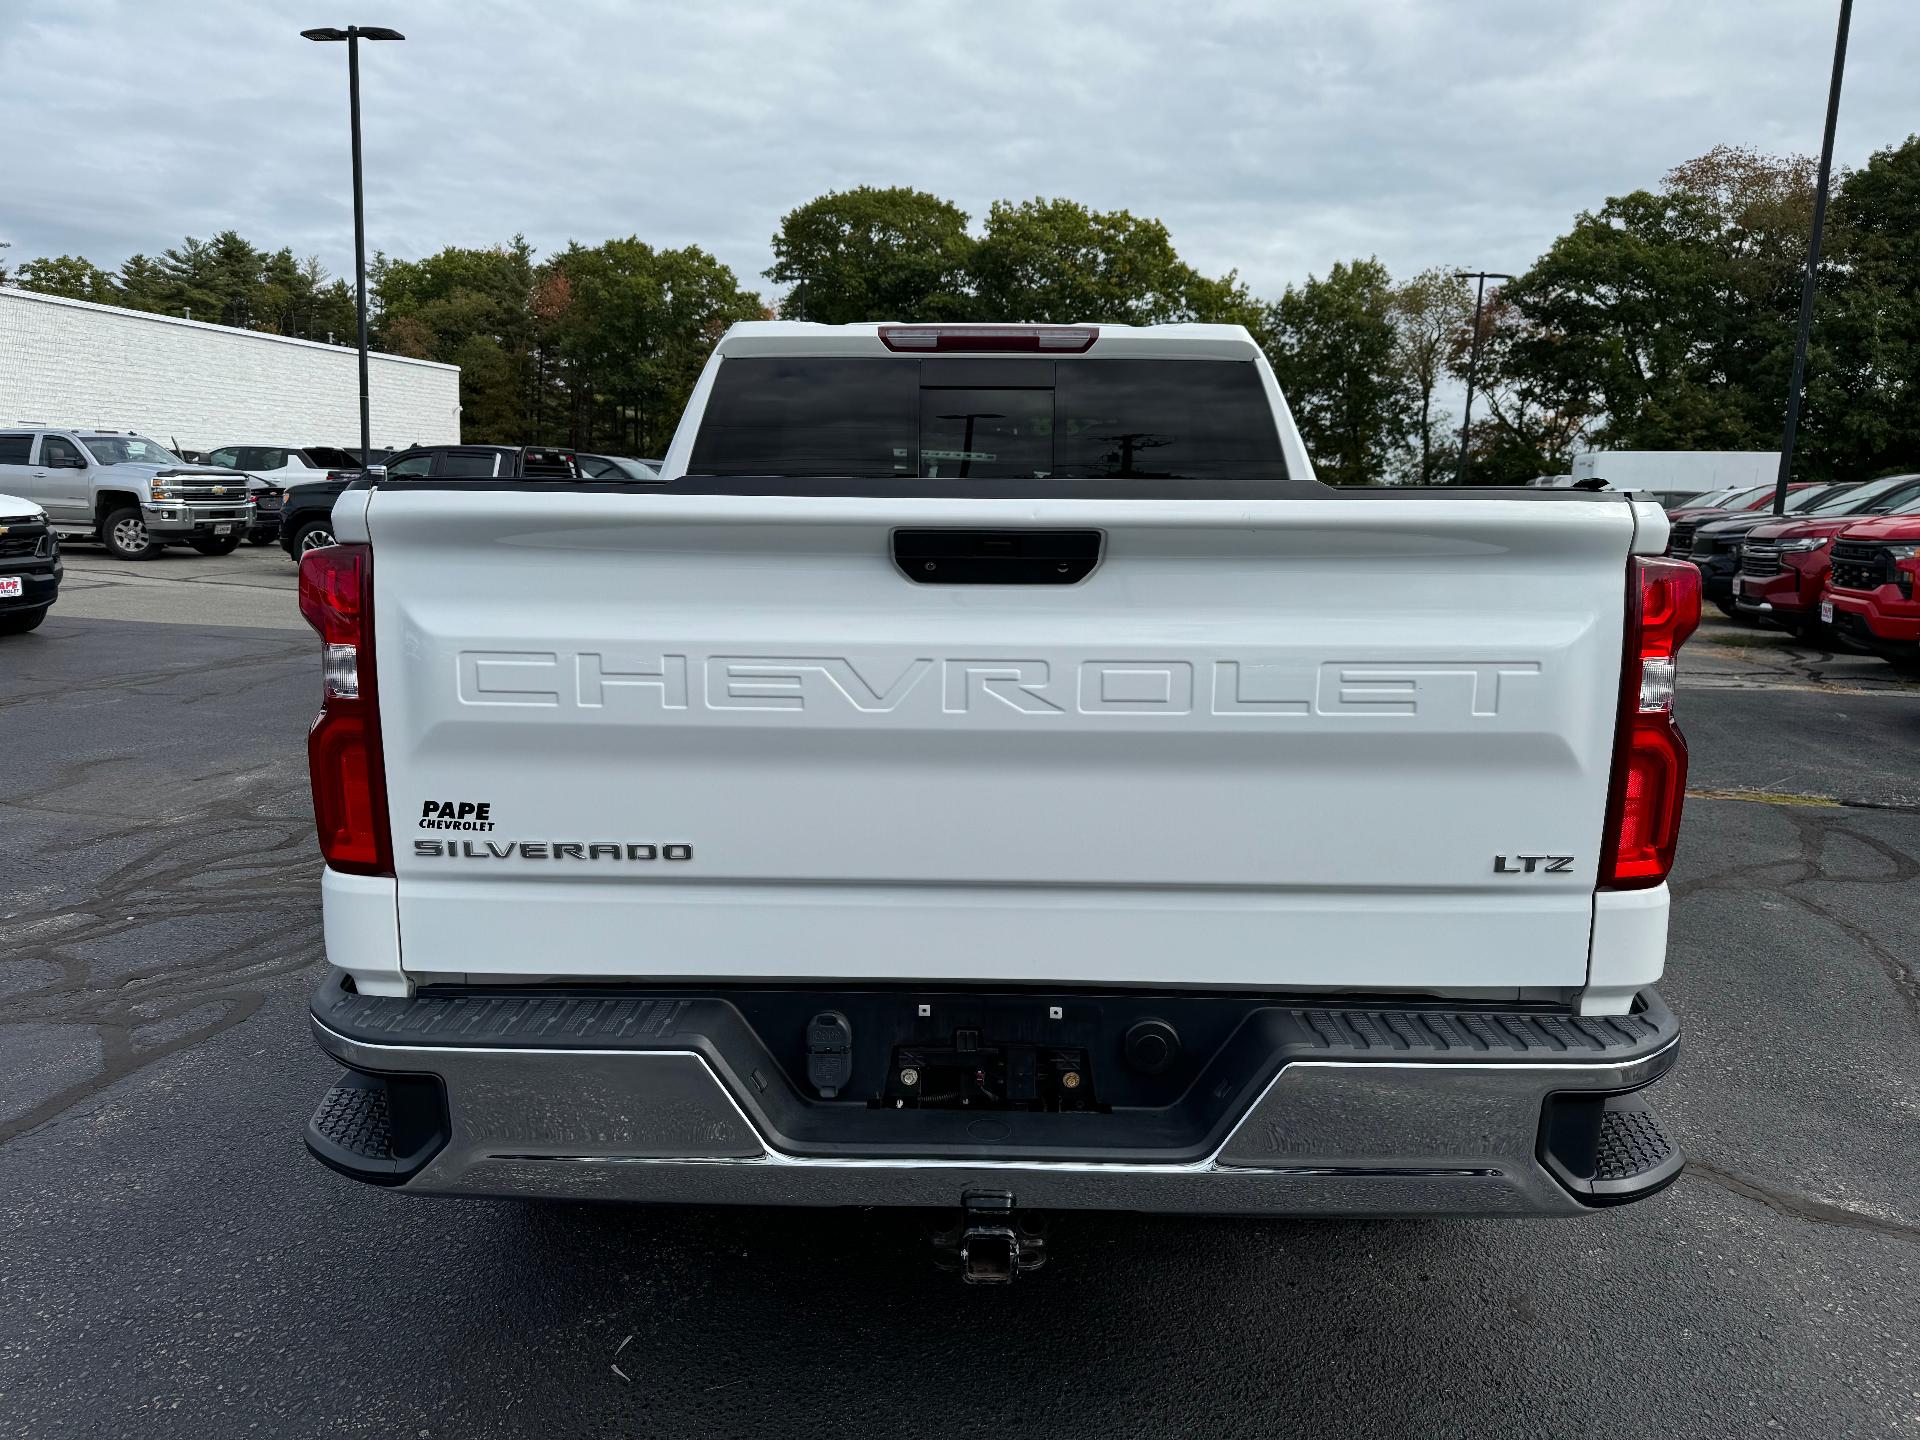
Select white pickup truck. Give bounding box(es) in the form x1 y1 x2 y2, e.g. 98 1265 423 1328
298 322 1697 1280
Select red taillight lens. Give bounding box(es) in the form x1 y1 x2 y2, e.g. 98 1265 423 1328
299 543 391 876
1600 558 1700 888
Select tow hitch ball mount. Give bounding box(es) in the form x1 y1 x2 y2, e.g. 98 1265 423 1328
931 1191 1048 1283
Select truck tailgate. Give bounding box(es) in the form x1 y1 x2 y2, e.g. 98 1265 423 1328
366 491 1634 992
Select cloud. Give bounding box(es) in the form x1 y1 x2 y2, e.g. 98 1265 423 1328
2 0 1912 303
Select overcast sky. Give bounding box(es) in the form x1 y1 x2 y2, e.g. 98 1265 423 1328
4 0 1914 307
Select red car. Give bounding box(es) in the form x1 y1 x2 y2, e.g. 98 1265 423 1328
1663 483 1822 558
1824 511 1920 668
1734 475 1920 635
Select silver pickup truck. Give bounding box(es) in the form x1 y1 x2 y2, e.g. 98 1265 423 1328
0 428 255 559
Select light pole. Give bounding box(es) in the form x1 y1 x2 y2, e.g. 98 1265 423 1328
301 25 405 468
935 412 1005 478
1452 270 1515 484
1772 0 1853 515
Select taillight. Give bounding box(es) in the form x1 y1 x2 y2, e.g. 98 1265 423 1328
299 543 392 876
879 325 1098 353
1600 557 1700 889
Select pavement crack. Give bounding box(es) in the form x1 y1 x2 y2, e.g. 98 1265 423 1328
0 750 326 1147
1672 807 1920 1031
1688 787 1920 817
1685 1162 1920 1245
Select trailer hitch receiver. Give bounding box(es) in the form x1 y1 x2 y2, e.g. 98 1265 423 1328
931 1191 1048 1283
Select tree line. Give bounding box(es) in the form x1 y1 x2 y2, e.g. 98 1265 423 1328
7 135 1918 482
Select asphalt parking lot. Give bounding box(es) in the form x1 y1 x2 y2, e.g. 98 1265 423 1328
2 551 1917 1438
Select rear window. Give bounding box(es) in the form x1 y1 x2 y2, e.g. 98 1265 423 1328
437 451 500 478
687 357 1289 488
0 435 30 464
302 447 363 469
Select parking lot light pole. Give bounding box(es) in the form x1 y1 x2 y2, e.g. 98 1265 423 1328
1452 271 1515 484
1772 0 1853 516
301 25 405 469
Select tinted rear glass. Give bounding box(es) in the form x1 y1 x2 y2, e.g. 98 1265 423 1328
302 447 362 469
0 435 30 464
688 357 1288 488
438 451 499 478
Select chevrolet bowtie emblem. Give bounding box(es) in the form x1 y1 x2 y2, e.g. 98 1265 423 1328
212 485 226 494
0 527 9 537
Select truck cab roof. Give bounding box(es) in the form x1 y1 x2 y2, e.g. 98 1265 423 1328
709 320 1264 362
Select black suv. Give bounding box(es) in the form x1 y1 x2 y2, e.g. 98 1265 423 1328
0 501 61 636
279 445 580 557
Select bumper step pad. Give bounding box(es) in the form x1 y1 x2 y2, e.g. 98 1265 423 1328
311 1075 393 1161
1541 1091 1684 1205
304 1070 450 1187
1595 1099 1678 1183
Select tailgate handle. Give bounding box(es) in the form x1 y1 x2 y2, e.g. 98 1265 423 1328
892 529 1102 585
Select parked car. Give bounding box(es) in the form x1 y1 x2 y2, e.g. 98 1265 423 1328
576 453 663 481
296 321 1699 1266
1823 511 1920 669
1663 483 1822 558
278 444 582 557
0 428 253 559
1685 482 1863 616
1661 485 1741 511
1732 476 1920 636
0 490 61 634
205 444 369 545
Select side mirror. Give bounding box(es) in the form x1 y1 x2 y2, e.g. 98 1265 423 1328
54 453 87 469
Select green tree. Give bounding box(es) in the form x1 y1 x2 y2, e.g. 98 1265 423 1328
15 254 120 302
373 238 541 442
1498 148 1817 457
1261 258 1408 486
1452 294 1596 484
1808 135 1920 479
768 186 975 322
541 238 765 454
1390 267 1472 484
154 231 271 326
114 253 171 311
970 198 1253 325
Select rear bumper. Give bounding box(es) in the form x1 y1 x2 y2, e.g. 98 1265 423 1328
305 972 1682 1217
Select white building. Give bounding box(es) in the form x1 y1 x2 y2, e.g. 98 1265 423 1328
1570 449 1780 496
0 287 460 450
